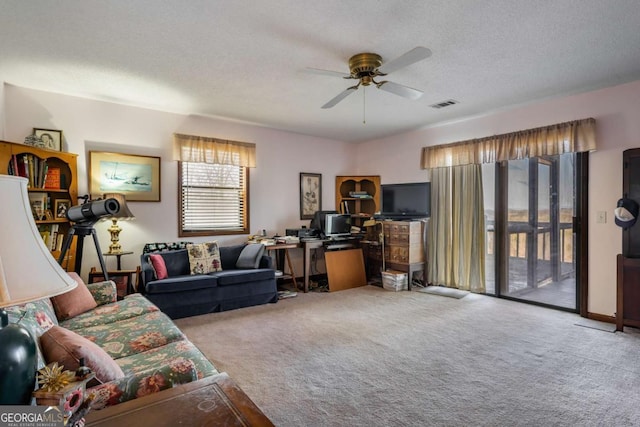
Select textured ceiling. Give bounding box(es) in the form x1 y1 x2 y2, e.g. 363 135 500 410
2 1 640 142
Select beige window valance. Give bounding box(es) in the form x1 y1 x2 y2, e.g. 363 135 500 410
173 133 256 168
421 118 596 169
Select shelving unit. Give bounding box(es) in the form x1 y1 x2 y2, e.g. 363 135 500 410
0 140 78 270
335 175 381 229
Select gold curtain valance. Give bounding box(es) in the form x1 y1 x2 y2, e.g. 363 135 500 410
421 118 596 169
173 133 256 168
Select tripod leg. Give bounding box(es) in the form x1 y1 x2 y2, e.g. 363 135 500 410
58 228 76 269
91 229 109 281
73 233 85 275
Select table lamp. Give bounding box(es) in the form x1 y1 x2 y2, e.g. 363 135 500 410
102 193 135 254
0 175 78 404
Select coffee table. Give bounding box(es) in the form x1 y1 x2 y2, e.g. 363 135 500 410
85 373 274 426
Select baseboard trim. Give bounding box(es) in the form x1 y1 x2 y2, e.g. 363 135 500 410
587 312 615 324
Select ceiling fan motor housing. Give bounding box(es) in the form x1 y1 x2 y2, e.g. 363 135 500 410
349 53 383 85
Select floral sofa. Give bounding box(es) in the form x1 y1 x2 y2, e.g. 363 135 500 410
6 277 218 409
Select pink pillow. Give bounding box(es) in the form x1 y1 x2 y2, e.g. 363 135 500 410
51 272 98 320
149 254 168 280
40 326 124 383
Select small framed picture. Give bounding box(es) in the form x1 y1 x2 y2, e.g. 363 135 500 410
300 172 322 220
33 128 63 152
54 199 71 219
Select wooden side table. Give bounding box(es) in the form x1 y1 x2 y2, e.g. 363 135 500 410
85 373 274 426
102 250 134 270
89 267 139 298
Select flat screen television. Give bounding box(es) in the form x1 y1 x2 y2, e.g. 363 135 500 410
324 214 351 238
381 182 431 219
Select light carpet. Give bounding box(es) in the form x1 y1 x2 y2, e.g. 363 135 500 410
416 285 469 299
176 286 640 426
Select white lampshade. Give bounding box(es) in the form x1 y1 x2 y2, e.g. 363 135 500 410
0 175 77 307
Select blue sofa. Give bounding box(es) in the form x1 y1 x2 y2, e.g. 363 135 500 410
139 243 278 319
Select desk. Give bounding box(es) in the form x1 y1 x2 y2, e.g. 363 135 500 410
266 239 361 293
265 244 298 290
302 238 359 293
302 239 324 293
85 373 274 426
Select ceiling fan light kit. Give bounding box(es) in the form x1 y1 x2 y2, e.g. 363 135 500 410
312 46 432 109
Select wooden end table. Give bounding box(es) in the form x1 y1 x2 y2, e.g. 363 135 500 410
85 373 274 427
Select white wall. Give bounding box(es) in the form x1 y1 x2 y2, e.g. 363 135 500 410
0 82 5 139
3 85 355 277
355 79 640 317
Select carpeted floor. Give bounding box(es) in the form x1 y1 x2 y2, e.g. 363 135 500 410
175 286 640 426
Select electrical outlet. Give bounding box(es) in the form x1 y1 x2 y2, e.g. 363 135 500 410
596 211 607 224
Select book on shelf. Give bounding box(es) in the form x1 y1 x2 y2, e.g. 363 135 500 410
39 231 51 248
55 233 65 252
348 191 371 198
38 224 61 251
11 154 51 188
44 167 61 189
341 200 350 214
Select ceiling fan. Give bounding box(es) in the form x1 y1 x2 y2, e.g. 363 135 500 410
308 46 432 109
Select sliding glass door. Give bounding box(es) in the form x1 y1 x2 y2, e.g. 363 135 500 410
483 153 580 311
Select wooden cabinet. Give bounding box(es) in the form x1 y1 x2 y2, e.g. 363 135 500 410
335 175 381 228
616 255 640 331
382 220 427 289
617 148 640 330
0 140 78 269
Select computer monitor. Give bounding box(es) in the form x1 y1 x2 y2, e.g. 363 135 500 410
324 214 351 238
310 210 338 237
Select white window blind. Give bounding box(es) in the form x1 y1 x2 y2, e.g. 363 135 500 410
179 161 248 236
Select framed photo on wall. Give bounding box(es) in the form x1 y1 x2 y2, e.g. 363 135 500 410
300 172 321 220
89 151 161 202
33 128 63 151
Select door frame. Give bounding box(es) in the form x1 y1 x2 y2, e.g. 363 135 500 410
493 153 588 316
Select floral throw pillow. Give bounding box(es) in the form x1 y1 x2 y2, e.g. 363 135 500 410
186 242 222 275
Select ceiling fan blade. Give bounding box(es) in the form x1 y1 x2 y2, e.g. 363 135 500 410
377 47 432 75
305 67 351 79
322 86 358 109
377 81 423 100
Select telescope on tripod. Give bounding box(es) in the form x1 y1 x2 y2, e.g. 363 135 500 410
58 197 120 280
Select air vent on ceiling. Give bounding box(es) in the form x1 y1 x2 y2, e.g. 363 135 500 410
430 99 459 109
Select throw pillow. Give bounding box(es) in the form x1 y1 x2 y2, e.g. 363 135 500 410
149 254 169 280
40 326 124 383
50 272 98 321
186 242 222 274
236 244 266 269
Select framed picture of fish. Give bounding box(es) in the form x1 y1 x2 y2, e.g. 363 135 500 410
89 151 161 202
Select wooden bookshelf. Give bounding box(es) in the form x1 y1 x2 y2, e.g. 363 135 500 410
335 175 381 229
0 140 78 269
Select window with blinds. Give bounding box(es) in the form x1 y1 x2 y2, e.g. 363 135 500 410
178 161 249 236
